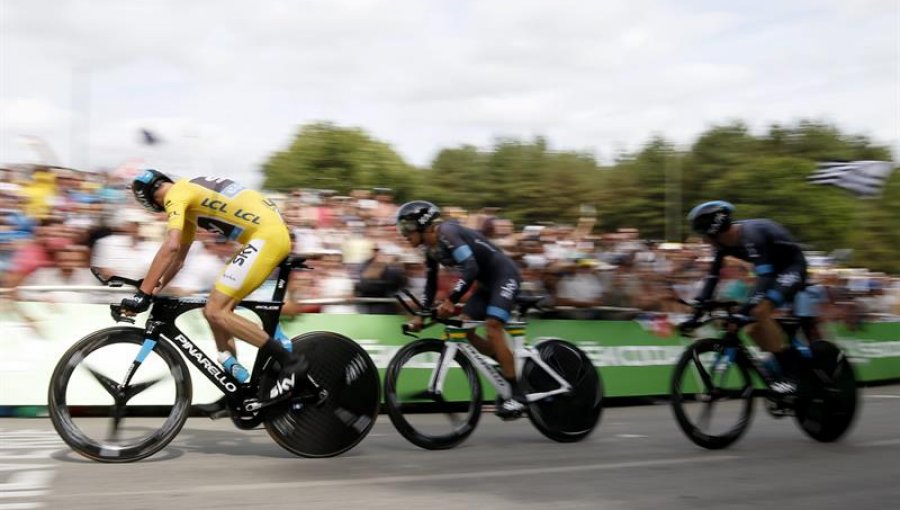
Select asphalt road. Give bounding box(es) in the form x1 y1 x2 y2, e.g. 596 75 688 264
2 385 898 510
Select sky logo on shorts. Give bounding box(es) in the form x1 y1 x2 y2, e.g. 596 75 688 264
500 278 518 300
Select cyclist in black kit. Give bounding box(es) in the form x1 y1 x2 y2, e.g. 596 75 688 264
396 201 525 418
685 201 812 393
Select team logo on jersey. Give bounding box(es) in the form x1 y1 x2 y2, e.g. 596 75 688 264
744 242 759 258
777 272 800 288
500 278 518 300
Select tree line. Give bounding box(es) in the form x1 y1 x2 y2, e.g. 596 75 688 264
261 120 899 274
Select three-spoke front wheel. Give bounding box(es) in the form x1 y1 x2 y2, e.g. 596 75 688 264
48 327 192 463
383 338 483 449
670 338 755 449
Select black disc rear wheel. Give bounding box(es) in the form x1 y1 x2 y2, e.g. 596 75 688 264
262 331 380 457
521 339 603 443
794 341 859 442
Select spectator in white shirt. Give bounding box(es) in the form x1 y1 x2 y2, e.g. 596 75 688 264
91 208 156 281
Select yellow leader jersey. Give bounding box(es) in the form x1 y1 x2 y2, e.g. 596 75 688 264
163 177 285 244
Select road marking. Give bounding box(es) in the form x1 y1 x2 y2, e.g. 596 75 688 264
615 434 648 439
55 455 740 498
868 394 900 399
860 439 900 447
0 430 60 509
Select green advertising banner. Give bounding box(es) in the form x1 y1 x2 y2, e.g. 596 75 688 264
2 304 899 410
278 313 900 398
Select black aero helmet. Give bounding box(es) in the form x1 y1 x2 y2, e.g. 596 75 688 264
132 169 173 213
396 200 441 236
687 200 735 236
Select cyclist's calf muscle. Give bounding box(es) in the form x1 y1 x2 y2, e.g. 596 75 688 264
204 290 269 347
746 299 787 352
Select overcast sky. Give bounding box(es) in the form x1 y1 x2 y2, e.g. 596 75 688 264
1 0 897 187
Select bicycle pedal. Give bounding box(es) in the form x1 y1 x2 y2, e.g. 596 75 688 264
208 409 230 420
765 399 794 419
494 408 524 421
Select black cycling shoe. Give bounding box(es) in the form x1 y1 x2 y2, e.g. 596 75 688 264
769 376 798 396
266 356 308 402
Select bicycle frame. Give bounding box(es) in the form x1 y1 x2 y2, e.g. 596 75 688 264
694 316 814 396
427 320 573 403
113 257 305 400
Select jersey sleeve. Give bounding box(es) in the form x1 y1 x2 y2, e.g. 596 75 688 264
163 184 195 245
742 226 778 312
696 250 724 303
440 224 479 304
423 256 439 309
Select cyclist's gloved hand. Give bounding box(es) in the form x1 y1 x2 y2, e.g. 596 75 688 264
121 291 152 314
678 303 705 334
436 300 457 319
688 297 707 312
404 316 424 333
678 318 702 334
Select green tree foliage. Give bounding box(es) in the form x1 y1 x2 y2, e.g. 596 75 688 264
261 122 420 201
702 157 858 250
259 119 898 273
423 138 598 226
851 174 900 274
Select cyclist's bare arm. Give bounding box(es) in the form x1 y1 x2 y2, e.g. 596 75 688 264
139 229 187 295
157 235 193 290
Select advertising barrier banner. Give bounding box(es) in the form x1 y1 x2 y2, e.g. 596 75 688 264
2 303 899 412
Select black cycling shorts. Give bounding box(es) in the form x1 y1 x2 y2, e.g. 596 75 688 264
763 263 806 308
462 265 521 323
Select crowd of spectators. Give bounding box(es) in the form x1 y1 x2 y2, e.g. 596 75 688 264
2 164 899 328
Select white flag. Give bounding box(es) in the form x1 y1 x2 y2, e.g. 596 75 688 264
808 161 895 198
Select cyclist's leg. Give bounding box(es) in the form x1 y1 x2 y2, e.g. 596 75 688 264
460 288 497 359
463 274 520 381
204 230 297 369
746 266 805 353
204 234 288 348
749 267 806 383
205 290 268 347
746 299 785 353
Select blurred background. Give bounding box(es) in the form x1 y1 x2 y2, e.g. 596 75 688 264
1 0 898 325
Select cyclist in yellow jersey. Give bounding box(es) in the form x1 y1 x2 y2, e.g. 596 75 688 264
120 169 308 402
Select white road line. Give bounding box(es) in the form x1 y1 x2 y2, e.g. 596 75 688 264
0 503 42 510
867 395 900 399
860 439 900 447
54 455 740 498
0 492 46 499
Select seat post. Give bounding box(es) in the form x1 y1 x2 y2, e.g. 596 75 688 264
272 258 292 304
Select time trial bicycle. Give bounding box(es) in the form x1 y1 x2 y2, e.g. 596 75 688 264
48 255 380 462
672 299 858 449
383 290 603 449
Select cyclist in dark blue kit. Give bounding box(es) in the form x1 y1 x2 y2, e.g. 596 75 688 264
686 201 811 393
396 201 525 418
